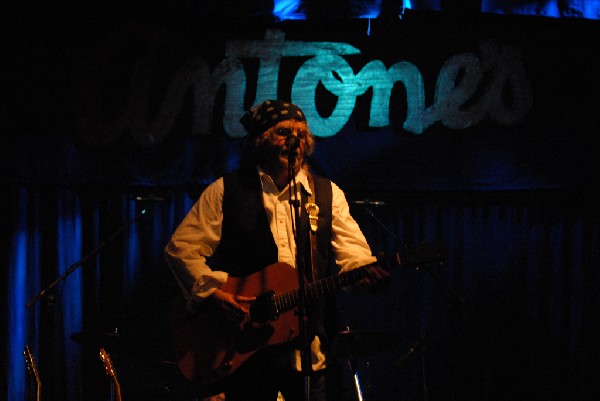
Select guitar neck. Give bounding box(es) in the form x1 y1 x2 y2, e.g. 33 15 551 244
113 382 123 401
272 241 448 313
274 264 372 312
99 348 122 401
24 345 42 401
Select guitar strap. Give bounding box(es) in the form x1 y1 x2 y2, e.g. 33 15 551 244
305 173 320 282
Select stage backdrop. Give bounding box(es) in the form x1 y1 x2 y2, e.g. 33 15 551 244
4 10 600 191
2 8 600 401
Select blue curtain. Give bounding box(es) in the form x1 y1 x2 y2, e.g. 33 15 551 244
3 186 599 400
2 186 193 400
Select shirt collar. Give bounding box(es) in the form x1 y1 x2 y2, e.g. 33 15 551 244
257 166 312 196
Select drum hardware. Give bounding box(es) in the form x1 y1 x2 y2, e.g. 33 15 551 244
331 329 401 401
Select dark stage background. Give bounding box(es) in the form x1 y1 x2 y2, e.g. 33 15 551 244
2 2 600 401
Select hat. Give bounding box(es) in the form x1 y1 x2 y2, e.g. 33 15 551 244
240 100 307 136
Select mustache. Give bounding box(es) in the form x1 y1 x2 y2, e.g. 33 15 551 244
255 143 303 163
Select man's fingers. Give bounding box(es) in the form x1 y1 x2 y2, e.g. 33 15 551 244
234 295 256 303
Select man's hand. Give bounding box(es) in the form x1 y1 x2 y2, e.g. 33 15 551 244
364 264 390 291
353 264 391 292
210 288 256 323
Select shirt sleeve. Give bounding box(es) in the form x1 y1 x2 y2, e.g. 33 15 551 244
164 178 229 302
330 181 377 272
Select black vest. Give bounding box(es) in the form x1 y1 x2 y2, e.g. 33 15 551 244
216 166 337 347
218 166 333 279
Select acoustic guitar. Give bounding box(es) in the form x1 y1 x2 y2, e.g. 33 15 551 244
171 241 447 386
24 345 41 401
99 347 123 401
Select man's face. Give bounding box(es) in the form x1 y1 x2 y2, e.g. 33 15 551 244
256 119 310 174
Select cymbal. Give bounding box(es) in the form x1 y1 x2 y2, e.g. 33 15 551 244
70 329 120 345
331 329 401 360
70 329 172 358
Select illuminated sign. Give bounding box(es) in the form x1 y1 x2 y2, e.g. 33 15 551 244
79 30 532 146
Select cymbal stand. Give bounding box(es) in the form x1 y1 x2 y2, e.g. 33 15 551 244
348 356 365 401
361 206 464 401
332 327 403 401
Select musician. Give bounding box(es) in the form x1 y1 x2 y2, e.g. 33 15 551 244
165 100 389 401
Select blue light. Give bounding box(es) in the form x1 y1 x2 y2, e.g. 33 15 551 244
358 8 381 19
273 0 306 20
125 197 142 286
57 191 83 400
481 0 600 19
7 228 28 401
7 188 38 401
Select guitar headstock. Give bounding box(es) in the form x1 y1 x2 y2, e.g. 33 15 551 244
395 241 448 268
24 345 41 384
99 347 118 381
100 347 123 401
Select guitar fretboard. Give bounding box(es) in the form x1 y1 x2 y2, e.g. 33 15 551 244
271 241 448 313
274 265 370 312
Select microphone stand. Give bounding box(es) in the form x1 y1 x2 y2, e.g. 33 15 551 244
286 138 312 401
26 209 147 309
25 209 147 401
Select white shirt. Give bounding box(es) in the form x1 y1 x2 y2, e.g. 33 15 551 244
165 167 377 370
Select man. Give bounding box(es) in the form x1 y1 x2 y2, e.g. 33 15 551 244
165 100 389 401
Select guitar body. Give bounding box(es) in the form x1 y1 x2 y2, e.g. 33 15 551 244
171 262 301 386
170 241 447 387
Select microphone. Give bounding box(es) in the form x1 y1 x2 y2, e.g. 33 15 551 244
134 195 166 202
285 135 300 150
349 199 386 207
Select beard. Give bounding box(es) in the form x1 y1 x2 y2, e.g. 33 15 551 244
256 142 303 175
